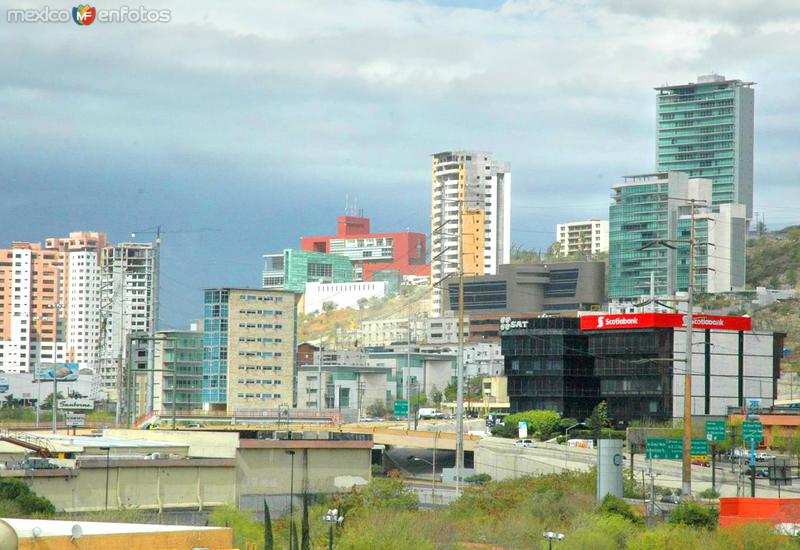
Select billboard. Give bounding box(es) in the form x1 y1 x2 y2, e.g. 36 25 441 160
58 398 94 411
580 313 752 332
35 363 79 382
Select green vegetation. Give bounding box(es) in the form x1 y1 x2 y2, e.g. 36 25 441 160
0 479 55 517
211 473 799 549
747 226 800 289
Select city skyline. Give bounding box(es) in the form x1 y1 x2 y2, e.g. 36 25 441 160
2 1 799 328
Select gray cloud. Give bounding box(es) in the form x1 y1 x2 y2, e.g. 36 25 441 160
0 0 797 326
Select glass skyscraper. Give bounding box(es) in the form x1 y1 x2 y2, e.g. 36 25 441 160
655 74 754 218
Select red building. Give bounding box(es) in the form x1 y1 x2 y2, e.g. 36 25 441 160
301 215 430 281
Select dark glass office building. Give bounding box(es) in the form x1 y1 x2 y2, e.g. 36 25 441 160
501 318 601 420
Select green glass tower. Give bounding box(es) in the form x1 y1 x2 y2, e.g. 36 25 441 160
262 249 354 293
655 74 754 218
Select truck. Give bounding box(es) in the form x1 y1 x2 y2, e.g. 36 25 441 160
417 408 444 420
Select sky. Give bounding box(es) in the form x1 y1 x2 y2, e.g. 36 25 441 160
1 0 798 328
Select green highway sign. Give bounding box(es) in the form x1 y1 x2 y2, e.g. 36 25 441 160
706 420 726 442
646 438 682 460
691 439 709 457
742 421 763 443
646 438 709 460
393 399 409 417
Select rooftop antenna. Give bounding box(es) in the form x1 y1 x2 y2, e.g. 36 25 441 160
345 193 349 216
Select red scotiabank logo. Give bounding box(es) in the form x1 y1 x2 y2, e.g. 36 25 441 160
580 313 752 332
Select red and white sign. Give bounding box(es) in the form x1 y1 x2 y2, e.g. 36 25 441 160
580 313 752 332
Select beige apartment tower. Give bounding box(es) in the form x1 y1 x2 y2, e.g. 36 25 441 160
203 288 298 413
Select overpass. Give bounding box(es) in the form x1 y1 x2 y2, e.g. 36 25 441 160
344 427 479 451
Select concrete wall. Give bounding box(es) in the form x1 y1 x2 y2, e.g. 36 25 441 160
236 444 371 514
103 429 239 458
3 460 237 513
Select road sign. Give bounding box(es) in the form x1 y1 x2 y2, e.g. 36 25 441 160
646 438 682 460
705 420 726 442
691 439 709 457
646 438 709 460
742 421 763 443
393 399 408 417
65 413 85 427
58 398 94 411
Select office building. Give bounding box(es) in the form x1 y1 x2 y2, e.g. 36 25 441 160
656 74 754 217
500 313 783 422
361 315 469 348
297 347 456 414
98 243 156 401
202 288 298 413
443 262 605 316
430 151 511 316
262 249 354 293
303 281 387 315
301 214 429 282
153 327 204 414
556 219 608 257
608 172 746 300
0 232 107 374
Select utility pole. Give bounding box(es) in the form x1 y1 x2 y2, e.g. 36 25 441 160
406 301 412 431
455 200 465 494
49 263 63 434
147 227 161 415
681 198 697 499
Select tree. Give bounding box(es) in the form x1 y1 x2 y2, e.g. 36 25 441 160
587 401 611 437
772 427 800 459
366 400 387 419
668 501 718 529
357 297 369 310
510 244 541 264
41 391 64 411
301 492 310 550
322 301 336 314
431 386 443 407
263 498 274 550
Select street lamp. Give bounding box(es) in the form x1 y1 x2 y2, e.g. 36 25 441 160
564 422 586 470
410 456 436 504
285 449 296 550
99 447 111 510
323 508 344 550
543 531 564 549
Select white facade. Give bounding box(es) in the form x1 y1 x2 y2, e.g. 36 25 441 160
430 151 511 316
67 249 102 371
463 342 504 377
304 281 386 315
704 203 747 293
98 243 155 399
556 219 608 257
671 328 776 417
361 316 469 347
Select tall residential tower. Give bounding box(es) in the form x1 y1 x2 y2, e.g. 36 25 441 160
430 151 511 316
655 74 754 217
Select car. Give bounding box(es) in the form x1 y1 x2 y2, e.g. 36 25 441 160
755 468 769 478
691 459 710 467
185 423 203 428
514 439 534 448
660 494 681 504
756 451 776 461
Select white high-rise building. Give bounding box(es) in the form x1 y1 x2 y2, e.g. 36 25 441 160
0 232 107 374
556 219 608 257
430 151 511 316
98 243 156 400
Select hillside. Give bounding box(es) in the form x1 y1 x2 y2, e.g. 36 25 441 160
746 225 800 288
298 285 429 346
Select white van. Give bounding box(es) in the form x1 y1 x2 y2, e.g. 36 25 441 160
417 408 444 420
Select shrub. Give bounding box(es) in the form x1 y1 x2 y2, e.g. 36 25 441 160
464 473 491 485
0 480 55 516
597 494 642 525
502 410 562 439
698 487 720 499
668 501 718 529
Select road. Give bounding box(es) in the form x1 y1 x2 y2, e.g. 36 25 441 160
476 436 798 498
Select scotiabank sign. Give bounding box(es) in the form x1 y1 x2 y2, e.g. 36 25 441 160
580 313 752 332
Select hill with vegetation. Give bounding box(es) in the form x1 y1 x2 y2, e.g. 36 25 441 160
298 285 429 346
747 225 800 288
